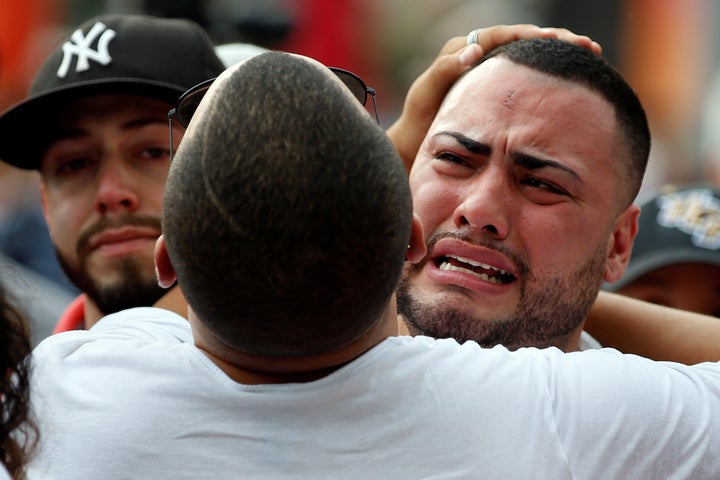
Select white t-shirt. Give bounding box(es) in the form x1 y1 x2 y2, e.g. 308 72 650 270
0 464 10 480
28 307 720 479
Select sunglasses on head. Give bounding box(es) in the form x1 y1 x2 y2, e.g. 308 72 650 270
168 67 379 160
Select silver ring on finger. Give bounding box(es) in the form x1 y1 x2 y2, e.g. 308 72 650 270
466 28 481 45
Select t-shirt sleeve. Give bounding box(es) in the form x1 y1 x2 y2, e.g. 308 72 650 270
544 347 720 478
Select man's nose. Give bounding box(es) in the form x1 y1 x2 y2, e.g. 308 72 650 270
94 161 140 215
453 169 511 240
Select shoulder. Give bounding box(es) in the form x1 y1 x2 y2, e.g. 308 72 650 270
33 307 193 361
91 306 192 341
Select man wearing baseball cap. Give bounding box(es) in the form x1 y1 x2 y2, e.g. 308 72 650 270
0 13 226 332
604 184 720 317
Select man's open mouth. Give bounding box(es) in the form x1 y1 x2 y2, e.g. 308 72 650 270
436 254 515 285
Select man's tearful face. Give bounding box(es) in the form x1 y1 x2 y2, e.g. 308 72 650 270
397 57 632 351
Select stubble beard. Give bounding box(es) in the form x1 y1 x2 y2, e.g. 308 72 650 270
397 242 607 351
55 214 166 316
57 251 166 316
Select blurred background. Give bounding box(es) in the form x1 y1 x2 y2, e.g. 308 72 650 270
1 0 720 339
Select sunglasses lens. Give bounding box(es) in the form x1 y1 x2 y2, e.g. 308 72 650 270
332 70 367 106
176 80 214 127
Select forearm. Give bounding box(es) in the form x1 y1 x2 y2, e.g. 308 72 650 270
585 291 720 364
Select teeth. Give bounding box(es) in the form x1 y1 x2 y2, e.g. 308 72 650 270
445 255 509 275
439 261 503 284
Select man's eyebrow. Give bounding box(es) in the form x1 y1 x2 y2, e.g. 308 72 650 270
512 153 582 182
49 116 167 143
435 130 582 182
435 131 492 156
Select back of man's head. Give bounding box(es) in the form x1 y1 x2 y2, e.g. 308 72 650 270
484 38 650 207
162 52 412 357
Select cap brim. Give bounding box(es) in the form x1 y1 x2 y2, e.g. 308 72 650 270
0 79 186 170
605 247 720 291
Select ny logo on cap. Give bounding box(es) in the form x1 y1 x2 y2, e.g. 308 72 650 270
657 189 720 249
57 21 116 78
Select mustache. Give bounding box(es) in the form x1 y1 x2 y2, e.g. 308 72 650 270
77 214 162 254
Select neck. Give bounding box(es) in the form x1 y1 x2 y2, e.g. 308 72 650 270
192 299 400 385
397 315 411 336
564 326 584 352
83 301 104 329
152 286 189 318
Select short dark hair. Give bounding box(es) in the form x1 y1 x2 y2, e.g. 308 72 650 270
162 52 412 356
482 38 651 207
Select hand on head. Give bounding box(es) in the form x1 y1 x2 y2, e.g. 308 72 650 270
387 24 602 171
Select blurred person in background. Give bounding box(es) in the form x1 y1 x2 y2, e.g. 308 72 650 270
603 184 720 317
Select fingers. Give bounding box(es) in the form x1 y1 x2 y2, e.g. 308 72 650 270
538 27 603 55
436 36 471 57
465 24 602 56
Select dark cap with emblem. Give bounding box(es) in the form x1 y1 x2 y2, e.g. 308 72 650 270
605 184 720 291
0 13 225 170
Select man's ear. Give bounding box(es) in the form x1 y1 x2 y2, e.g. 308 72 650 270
154 235 177 288
604 204 640 282
406 214 427 264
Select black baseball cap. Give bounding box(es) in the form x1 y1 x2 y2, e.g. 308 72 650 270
605 184 720 291
0 13 226 170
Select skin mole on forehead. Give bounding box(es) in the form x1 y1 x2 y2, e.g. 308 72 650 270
503 90 515 111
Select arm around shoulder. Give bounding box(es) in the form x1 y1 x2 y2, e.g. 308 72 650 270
585 291 720 364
